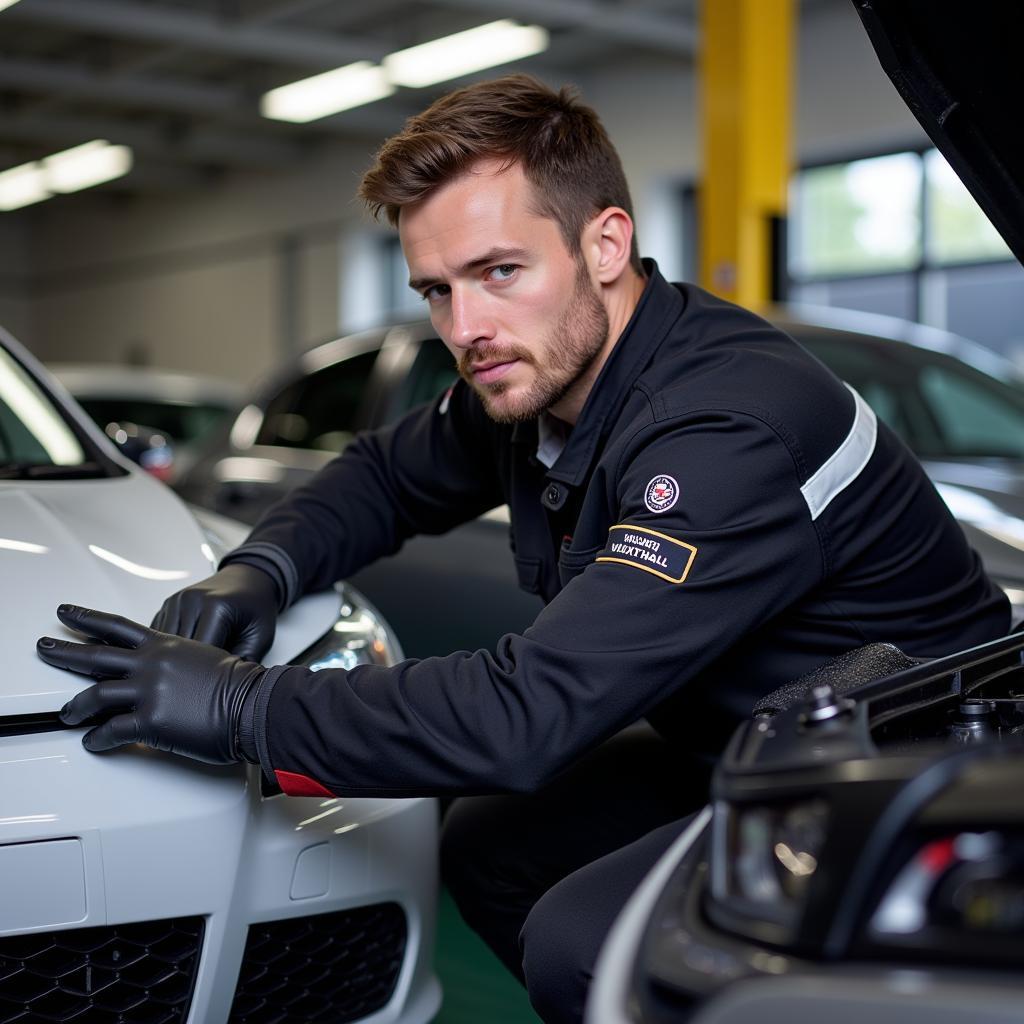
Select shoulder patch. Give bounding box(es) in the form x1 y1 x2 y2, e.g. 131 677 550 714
596 525 697 583
644 474 679 513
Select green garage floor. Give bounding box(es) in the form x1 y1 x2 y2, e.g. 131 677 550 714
433 887 542 1024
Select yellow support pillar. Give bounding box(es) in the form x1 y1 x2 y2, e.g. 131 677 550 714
699 0 794 307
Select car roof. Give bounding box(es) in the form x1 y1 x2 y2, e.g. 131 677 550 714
294 321 439 374
768 303 1019 382
48 363 244 406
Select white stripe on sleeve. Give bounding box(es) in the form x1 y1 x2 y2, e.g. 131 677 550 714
800 384 877 521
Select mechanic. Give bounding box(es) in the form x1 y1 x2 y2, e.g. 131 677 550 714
38 75 1010 1024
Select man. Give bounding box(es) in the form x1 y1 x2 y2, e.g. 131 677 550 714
38 76 1009 1023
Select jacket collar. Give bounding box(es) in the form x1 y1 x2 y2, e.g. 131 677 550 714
511 259 686 486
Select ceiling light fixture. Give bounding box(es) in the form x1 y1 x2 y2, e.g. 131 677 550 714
0 140 133 212
0 162 50 212
43 140 133 194
261 61 395 123
383 20 549 89
0 0 24 13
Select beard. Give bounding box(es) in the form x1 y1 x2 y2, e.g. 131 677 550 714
457 262 610 424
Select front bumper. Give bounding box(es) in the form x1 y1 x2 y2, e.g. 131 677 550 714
0 726 440 1024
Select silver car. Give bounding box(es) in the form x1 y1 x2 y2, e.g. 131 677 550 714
0 327 440 1024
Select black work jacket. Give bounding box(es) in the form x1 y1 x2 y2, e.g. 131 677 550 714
226 262 1009 797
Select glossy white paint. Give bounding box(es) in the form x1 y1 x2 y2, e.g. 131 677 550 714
0 327 441 1024
0 727 440 1023
3 475 212 713
2 449 353 714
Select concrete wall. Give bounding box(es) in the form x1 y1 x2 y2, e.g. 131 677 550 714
15 143 382 384
2 0 931 380
581 56 699 283
796 0 928 160
32 241 280 380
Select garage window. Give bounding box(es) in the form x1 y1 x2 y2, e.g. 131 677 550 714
790 152 922 278
788 148 1023 368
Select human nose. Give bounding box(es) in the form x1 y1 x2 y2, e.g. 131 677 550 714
447 286 495 350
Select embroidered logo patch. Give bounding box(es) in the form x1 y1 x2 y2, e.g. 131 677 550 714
644 474 679 513
596 525 697 584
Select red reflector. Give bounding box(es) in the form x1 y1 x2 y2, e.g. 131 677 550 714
919 836 957 874
275 770 335 797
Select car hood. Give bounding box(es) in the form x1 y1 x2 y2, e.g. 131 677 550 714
924 458 1024 586
1 473 217 716
853 1 1024 265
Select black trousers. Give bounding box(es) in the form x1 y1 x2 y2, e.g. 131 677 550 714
440 727 711 1024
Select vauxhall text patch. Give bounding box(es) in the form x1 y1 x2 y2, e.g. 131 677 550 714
596 525 697 583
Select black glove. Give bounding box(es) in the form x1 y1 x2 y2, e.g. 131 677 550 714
151 562 279 661
38 604 265 764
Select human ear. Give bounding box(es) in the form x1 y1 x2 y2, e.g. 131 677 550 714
582 207 635 285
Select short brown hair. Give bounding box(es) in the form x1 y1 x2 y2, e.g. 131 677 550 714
359 74 642 273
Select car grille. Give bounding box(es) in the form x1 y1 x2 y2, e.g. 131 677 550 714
229 902 407 1024
0 917 204 1024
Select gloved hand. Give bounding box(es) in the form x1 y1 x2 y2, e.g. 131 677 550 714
38 604 265 763
151 562 279 661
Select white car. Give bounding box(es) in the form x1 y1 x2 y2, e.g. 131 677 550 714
0 326 440 1024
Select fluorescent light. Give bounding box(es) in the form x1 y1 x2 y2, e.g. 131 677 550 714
0 161 50 211
261 61 394 123
43 140 133 193
383 20 549 89
0 0 24 13
257 24 548 123
0 140 133 212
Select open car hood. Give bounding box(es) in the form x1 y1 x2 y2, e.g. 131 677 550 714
852 0 1024 266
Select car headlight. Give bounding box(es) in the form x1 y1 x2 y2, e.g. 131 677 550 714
257 584 405 797
291 583 404 671
710 798 830 942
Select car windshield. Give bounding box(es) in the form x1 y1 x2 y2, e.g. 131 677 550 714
0 345 93 476
798 332 1024 461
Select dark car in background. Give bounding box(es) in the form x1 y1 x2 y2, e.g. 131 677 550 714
175 311 1024 656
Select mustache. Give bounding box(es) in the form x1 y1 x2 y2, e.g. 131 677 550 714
458 344 533 376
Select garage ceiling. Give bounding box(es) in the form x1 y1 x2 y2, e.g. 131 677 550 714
0 0 699 198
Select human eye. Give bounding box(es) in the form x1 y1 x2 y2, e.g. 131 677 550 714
420 283 450 304
487 263 518 283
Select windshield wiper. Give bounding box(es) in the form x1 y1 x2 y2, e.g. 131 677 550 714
0 461 106 480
